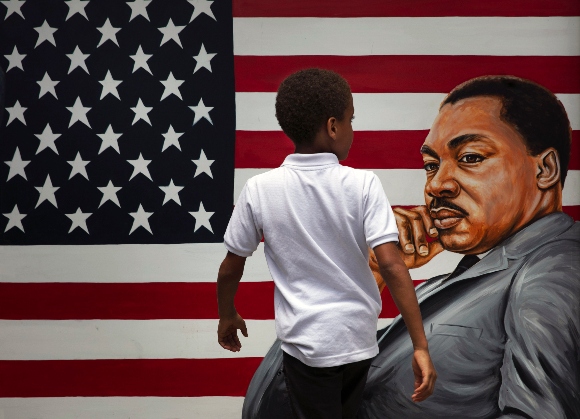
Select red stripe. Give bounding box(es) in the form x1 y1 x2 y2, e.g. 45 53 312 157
0 281 412 320
233 0 580 17
234 56 580 94
0 358 262 397
235 131 427 169
380 280 426 318
563 205 580 221
236 131 580 170
0 282 275 320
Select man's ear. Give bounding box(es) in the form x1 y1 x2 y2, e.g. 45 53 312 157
326 117 337 140
536 148 560 189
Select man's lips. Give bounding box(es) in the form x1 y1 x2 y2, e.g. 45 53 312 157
430 208 465 230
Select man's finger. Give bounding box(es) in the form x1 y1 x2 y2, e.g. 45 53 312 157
414 206 437 238
393 209 415 254
240 323 248 337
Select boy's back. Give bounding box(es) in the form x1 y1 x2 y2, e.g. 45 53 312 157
225 152 398 367
217 68 435 418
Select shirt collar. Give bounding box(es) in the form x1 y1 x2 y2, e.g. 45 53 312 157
281 153 339 168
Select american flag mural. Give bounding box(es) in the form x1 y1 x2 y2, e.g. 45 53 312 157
0 0 578 417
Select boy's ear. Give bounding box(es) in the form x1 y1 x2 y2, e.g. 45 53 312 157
326 117 337 139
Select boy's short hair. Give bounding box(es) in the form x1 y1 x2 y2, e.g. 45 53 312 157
275 68 352 145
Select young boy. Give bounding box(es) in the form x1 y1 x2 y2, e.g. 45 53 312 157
217 69 436 418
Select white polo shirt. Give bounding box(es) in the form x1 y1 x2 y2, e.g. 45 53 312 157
224 153 399 367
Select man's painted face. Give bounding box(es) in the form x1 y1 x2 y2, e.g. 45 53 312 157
422 96 539 254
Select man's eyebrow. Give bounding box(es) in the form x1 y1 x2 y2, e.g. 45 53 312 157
447 134 488 150
420 145 438 159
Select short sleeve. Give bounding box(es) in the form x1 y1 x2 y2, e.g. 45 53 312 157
363 173 399 249
223 182 263 257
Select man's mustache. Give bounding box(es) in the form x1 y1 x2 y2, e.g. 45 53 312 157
429 198 469 216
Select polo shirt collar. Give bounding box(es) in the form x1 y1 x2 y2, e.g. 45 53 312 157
281 153 339 168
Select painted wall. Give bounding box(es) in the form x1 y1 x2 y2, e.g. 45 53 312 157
0 0 578 417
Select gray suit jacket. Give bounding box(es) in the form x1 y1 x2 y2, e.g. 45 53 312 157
242 213 580 419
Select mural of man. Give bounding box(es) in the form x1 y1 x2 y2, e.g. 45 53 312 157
242 76 580 419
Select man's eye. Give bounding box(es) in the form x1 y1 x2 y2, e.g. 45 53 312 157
424 162 438 172
459 154 484 163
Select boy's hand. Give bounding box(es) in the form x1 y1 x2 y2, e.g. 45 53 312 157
411 348 437 402
217 313 248 352
393 206 444 269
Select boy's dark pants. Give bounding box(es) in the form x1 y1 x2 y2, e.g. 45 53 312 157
282 351 372 419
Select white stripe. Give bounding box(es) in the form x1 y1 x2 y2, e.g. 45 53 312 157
235 169 580 206
0 397 244 419
0 318 393 360
233 17 580 56
0 242 270 283
558 94 580 130
236 93 580 131
0 241 462 284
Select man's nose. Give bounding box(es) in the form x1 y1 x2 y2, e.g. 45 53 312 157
425 162 460 198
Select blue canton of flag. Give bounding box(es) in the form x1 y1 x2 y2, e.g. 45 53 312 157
0 0 235 245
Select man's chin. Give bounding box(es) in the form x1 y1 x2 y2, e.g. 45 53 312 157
437 229 479 253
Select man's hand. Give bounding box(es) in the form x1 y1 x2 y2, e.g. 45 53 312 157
394 206 444 269
412 348 437 402
218 313 248 352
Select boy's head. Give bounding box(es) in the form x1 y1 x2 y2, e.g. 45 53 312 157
275 68 352 146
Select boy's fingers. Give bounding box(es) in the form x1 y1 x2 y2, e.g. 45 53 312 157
240 322 248 337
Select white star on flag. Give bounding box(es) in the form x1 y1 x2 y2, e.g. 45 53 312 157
131 98 153 125
192 149 214 178
37 72 59 99
99 70 122 100
127 153 152 180
1 0 25 19
193 43 216 73
67 152 90 179
65 208 92 234
98 180 122 208
4 45 25 72
34 20 58 47
6 100 27 126
188 0 215 22
190 201 214 233
158 18 185 48
67 97 91 128
160 72 184 101
130 45 153 74
159 179 184 205
65 0 89 20
162 125 184 151
129 204 153 234
66 46 90 74
127 0 151 22
97 18 121 47
35 124 61 155
97 124 122 154
4 147 30 181
2 204 26 233
190 98 213 125
35 175 59 208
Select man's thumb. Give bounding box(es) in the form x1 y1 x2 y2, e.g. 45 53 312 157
240 323 248 337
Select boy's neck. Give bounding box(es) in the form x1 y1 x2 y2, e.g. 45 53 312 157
294 132 336 156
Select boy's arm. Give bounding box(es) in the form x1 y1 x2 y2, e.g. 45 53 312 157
373 242 437 402
217 251 248 352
